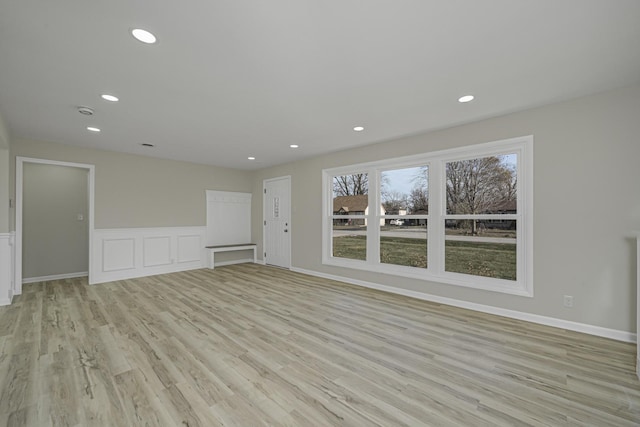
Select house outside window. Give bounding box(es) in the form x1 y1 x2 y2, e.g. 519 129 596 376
322 136 533 296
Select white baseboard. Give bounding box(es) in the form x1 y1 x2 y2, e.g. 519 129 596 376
291 267 636 343
23 271 88 284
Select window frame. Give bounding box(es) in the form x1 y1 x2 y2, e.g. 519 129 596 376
322 135 533 297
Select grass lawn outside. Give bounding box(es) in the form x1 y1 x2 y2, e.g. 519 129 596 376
444 240 516 280
332 235 367 261
381 236 427 268
332 235 516 280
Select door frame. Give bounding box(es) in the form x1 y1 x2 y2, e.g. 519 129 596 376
262 175 291 269
15 157 95 293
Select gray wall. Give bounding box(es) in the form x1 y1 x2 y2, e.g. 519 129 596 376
251 84 640 333
0 111 10 233
0 148 9 233
22 163 88 278
9 139 253 230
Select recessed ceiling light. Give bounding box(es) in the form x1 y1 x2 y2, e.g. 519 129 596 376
101 94 119 102
248 156 256 160
77 106 94 116
353 126 364 132
290 144 299 148
141 143 154 147
458 95 475 103
131 28 157 44
87 127 101 132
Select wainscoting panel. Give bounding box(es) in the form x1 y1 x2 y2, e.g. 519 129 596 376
103 238 136 272
143 236 172 267
93 227 206 284
177 234 202 263
0 233 14 306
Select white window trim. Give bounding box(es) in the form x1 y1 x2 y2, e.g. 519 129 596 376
322 135 533 297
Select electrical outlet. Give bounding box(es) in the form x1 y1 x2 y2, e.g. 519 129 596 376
563 295 574 308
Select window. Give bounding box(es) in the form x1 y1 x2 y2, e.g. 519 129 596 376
380 166 429 269
322 136 533 296
444 154 517 281
331 173 369 261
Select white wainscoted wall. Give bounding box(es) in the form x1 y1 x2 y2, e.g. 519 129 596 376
636 234 640 378
92 226 207 284
0 232 14 305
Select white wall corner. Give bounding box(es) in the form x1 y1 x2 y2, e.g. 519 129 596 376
0 233 13 305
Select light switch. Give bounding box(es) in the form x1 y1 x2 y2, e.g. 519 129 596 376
77 214 84 221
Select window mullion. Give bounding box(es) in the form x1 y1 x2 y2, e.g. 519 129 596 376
429 159 443 275
367 169 380 265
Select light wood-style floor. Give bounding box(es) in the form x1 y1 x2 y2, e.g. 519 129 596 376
0 264 639 426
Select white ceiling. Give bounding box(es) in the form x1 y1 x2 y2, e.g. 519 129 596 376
1 1 639 170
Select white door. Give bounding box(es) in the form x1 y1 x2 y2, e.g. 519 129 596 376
264 176 291 268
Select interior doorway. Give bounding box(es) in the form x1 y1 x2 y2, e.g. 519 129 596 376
15 157 95 294
263 176 291 269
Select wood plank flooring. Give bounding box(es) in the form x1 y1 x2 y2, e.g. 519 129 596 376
0 264 639 426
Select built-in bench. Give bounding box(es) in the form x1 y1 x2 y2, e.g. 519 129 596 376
205 243 257 270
